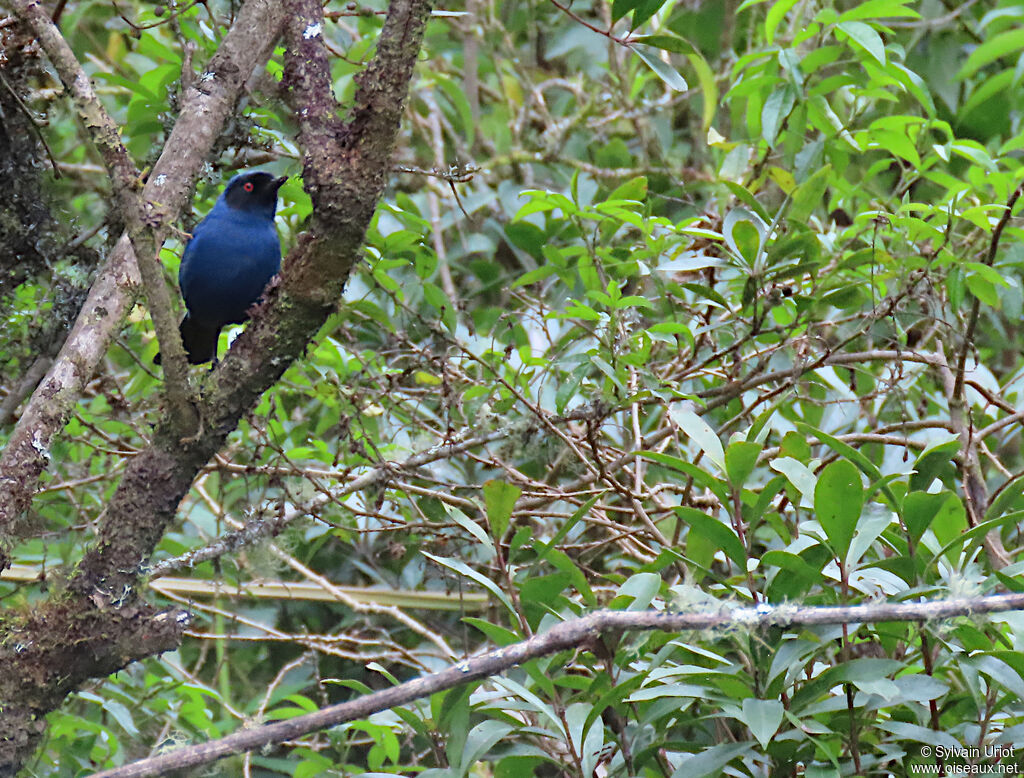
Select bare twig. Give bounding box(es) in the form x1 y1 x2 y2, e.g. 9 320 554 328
0 70 61 176
150 426 507 574
953 185 1023 399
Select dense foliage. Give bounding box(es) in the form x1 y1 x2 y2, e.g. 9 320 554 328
3 0 1024 774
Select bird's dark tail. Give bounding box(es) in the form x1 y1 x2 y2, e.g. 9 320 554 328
154 315 221 365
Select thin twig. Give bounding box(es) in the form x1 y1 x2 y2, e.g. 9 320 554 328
0 71 61 177
953 185 1023 399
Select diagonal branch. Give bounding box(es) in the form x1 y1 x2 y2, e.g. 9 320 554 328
0 0 285 566
0 0 430 765
953 185 1023 400
70 0 432 599
148 427 507 576
940 186 1021 568
91 593 1024 778
9 0 138 195
0 1 287 767
10 0 196 426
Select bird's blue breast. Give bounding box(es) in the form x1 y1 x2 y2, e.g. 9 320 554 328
178 201 281 326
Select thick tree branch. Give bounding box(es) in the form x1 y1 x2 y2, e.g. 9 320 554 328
10 0 196 443
0 235 141 564
91 594 1024 778
0 596 190 775
70 0 431 599
31 1 435 766
0 0 287 769
0 0 285 565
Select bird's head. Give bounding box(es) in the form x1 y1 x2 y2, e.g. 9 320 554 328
221 171 289 218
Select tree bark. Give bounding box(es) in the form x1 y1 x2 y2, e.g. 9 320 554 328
0 0 432 769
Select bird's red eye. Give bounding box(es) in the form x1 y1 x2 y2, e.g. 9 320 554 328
243 182 254 192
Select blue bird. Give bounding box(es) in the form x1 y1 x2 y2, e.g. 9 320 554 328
157 170 287 365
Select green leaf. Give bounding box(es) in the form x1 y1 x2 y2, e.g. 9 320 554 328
93 70 158 98
794 422 900 510
928 509 1018 567
138 63 179 98
657 253 723 272
463 617 520 646
956 27 1024 80
630 35 695 54
611 572 662 610
837 21 886 66
582 673 647 735
762 550 825 586
447 507 496 557
890 62 936 116
491 676 562 730
969 654 1024 701
580 706 605 778
611 0 636 22
964 260 1012 286
434 73 476 146
838 0 919 22
739 699 783 749
986 472 1024 520
807 94 862 150
628 0 668 28
765 0 801 44
789 164 832 223
631 45 689 91
669 406 726 472
870 128 921 167
513 264 559 288
483 480 520 540
951 140 997 171
422 552 515 618
722 182 773 223
137 30 183 65
458 721 515 774
555 363 591 414
607 175 648 201
762 84 797 145
539 546 596 605
677 507 747 568
770 457 817 505
669 742 755 778
723 208 766 266
846 511 891 567
814 460 863 559
902 490 958 545
536 494 599 558
965 274 999 307
640 451 732 505
687 51 719 131
960 68 1014 118
101 699 138 736
725 440 762 487
440 686 473 768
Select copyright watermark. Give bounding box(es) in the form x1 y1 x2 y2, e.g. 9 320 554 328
912 744 1021 775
